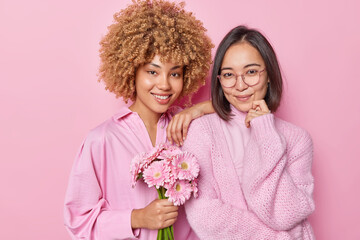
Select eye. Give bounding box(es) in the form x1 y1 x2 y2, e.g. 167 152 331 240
147 70 158 76
171 72 182 78
246 69 258 76
222 72 234 79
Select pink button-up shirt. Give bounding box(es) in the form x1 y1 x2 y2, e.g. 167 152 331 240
64 106 198 240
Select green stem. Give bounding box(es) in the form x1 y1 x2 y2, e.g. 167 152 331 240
164 227 168 240
161 186 166 198
170 225 174 238
165 226 173 240
159 228 163 239
157 188 163 199
156 187 174 239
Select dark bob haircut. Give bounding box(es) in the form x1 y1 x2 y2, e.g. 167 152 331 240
211 25 283 121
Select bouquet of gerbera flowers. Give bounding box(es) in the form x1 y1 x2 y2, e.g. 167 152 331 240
130 143 199 240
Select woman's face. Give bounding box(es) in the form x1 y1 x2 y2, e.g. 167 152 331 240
220 42 269 112
132 55 184 116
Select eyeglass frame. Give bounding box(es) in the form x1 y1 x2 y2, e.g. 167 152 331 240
217 68 266 88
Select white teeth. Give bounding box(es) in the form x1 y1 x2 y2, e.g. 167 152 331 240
153 94 170 100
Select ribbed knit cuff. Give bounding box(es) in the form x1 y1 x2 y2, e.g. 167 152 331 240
250 113 277 142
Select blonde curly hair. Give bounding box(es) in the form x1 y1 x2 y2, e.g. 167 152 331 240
98 0 214 102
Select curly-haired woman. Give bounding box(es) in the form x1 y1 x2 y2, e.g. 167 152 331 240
63 1 213 239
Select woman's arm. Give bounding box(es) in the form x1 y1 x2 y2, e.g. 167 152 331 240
64 135 178 239
182 118 297 239
167 100 214 146
64 136 138 240
242 114 315 231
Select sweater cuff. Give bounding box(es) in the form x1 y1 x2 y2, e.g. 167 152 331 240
250 113 277 141
97 208 139 239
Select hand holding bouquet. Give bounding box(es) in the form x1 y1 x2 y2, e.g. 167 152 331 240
130 143 199 240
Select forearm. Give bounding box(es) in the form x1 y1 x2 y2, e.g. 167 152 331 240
185 197 296 239
194 100 214 116
242 114 315 230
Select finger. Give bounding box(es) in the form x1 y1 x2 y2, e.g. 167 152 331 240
252 100 269 112
182 116 191 142
170 116 181 146
163 217 178 228
158 199 178 207
162 203 179 211
245 109 259 128
258 100 269 112
164 211 179 220
174 115 184 146
245 112 252 128
251 100 261 111
160 206 178 215
166 121 173 144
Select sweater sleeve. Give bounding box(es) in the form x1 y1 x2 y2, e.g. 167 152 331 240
182 117 296 240
242 114 315 231
64 133 138 240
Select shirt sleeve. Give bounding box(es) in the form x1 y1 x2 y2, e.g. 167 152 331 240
241 114 315 231
64 132 139 240
182 117 299 240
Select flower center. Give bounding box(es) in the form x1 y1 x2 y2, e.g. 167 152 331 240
180 162 188 170
176 184 181 192
154 172 161 178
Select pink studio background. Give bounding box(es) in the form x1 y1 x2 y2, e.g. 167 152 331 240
1 0 359 239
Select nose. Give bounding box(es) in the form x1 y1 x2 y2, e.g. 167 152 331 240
234 75 248 91
156 73 171 90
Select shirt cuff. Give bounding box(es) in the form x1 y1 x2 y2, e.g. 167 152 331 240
97 208 138 239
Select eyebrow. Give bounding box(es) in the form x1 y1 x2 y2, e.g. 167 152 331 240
244 63 261 68
149 63 182 70
221 63 261 71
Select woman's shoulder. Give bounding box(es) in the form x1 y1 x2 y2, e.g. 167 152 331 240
190 113 220 130
85 109 132 145
182 113 220 144
83 118 115 145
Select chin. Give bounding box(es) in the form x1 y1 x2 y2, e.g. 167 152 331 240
233 103 251 113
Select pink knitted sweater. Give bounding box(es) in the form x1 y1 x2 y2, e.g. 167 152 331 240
182 112 315 239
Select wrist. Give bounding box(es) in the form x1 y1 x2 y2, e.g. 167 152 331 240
131 208 143 229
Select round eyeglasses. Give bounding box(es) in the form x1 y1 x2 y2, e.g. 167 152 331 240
217 69 266 88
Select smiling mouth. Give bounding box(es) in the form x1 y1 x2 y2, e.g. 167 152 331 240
236 95 252 101
152 93 172 100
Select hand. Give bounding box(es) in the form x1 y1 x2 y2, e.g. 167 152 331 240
245 100 271 128
131 199 179 230
167 101 214 146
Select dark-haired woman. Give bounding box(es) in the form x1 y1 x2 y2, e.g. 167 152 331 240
169 25 315 239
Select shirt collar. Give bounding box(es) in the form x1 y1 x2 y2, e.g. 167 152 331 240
113 106 133 121
113 105 173 123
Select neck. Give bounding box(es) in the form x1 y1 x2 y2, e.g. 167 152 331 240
129 102 162 128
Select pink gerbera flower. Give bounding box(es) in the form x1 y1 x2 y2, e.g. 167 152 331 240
158 144 183 160
172 152 200 180
130 152 147 187
145 144 166 162
165 180 192 206
143 160 170 189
